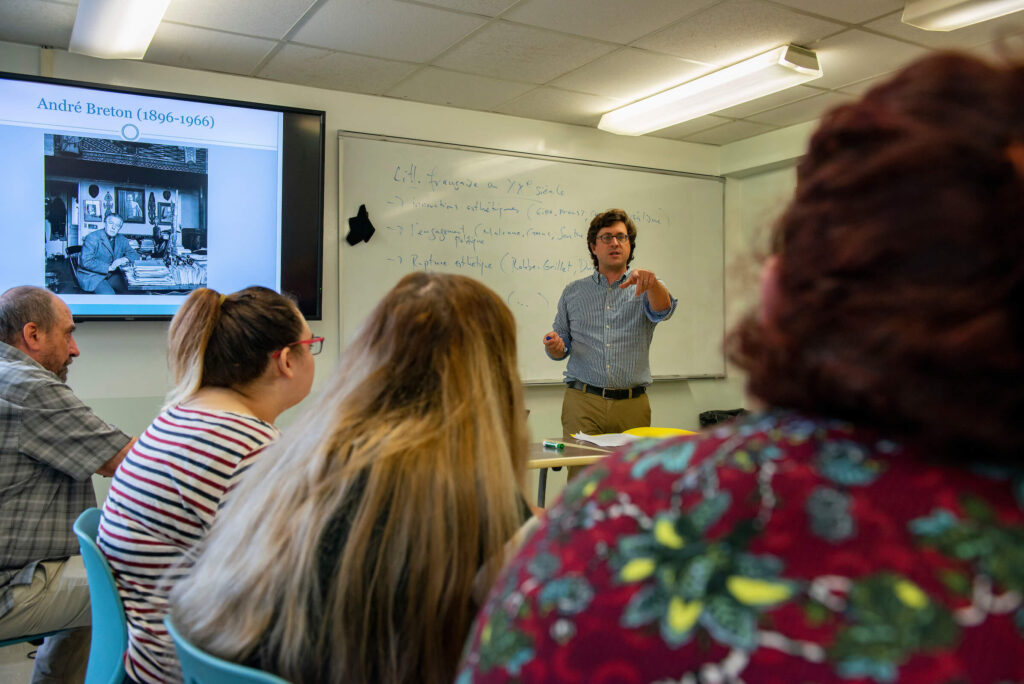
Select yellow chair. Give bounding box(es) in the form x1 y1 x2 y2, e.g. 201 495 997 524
623 426 696 439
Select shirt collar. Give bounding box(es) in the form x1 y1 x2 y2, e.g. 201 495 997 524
0 340 46 371
591 268 631 286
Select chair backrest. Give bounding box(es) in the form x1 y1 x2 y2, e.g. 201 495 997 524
164 616 289 684
72 508 128 684
66 244 82 275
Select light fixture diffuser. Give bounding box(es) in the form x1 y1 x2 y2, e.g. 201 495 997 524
69 0 172 60
901 0 1024 30
598 45 822 136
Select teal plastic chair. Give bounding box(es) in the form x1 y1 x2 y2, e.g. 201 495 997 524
164 616 289 683
73 508 127 684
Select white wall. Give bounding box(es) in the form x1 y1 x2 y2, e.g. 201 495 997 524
0 40 805 504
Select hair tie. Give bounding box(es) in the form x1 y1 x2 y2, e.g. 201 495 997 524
219 294 227 305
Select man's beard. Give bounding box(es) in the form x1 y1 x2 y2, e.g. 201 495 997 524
43 352 70 382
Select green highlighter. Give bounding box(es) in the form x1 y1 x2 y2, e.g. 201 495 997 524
542 440 565 450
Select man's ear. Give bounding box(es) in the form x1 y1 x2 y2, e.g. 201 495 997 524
758 255 782 328
20 322 43 352
273 346 296 379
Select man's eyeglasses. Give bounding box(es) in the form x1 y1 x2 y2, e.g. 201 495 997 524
272 336 324 357
595 233 629 245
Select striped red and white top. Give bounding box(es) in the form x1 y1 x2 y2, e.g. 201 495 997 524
98 406 278 684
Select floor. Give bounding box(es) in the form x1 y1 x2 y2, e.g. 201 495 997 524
0 641 37 682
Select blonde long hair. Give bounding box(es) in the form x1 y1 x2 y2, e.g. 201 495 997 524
170 273 529 684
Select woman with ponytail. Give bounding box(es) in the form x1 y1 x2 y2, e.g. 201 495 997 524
97 286 317 684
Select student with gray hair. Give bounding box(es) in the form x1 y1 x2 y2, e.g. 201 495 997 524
0 285 134 684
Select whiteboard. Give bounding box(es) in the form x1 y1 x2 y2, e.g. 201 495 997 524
339 134 725 383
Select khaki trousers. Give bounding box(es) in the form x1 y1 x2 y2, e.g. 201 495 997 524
560 387 651 438
561 387 651 480
0 557 91 684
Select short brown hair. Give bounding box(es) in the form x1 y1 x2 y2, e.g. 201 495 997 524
729 52 1024 463
586 208 637 269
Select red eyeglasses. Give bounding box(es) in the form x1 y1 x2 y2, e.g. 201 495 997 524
272 336 324 358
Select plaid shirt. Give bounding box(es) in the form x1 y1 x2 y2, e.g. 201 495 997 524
0 341 131 618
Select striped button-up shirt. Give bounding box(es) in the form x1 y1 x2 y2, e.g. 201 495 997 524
0 341 131 617
550 269 677 388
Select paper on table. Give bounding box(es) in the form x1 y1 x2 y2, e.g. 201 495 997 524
572 432 640 448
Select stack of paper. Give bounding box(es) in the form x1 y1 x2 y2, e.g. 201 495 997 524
572 432 640 448
129 263 175 286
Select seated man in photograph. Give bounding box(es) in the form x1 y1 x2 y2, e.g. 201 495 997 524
76 213 140 294
0 286 134 683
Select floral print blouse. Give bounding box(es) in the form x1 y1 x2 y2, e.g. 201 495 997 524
458 411 1024 684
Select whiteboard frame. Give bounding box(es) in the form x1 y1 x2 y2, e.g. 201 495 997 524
338 131 728 385
340 131 726 183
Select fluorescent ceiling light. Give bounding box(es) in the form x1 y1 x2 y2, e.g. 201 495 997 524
69 0 172 60
598 45 822 136
902 0 1024 30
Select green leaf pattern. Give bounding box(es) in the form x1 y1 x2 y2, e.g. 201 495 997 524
461 411 1024 683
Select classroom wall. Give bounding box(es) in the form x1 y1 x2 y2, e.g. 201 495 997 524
0 40 804 504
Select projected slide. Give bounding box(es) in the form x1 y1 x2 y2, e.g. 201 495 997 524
1 76 283 317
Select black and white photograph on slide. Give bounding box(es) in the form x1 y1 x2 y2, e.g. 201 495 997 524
43 134 209 295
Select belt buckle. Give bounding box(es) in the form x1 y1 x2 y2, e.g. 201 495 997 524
601 387 610 398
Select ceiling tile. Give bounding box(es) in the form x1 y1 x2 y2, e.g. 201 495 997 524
146 24 277 75
865 9 1024 49
434 21 617 83
746 90 854 127
634 0 844 66
291 0 486 62
504 0 716 43
409 0 520 16
684 120 776 145
551 48 713 101
0 0 76 49
767 0 904 24
258 44 419 95
836 73 891 96
712 84 823 118
493 87 624 126
386 67 534 110
811 29 930 89
647 115 731 140
968 33 1024 61
162 0 316 40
